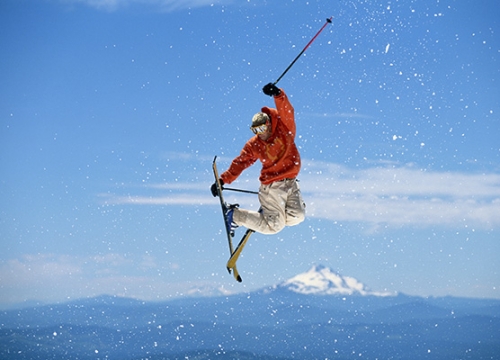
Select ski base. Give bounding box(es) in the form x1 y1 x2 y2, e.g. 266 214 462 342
213 156 250 282
213 156 259 283
226 228 254 280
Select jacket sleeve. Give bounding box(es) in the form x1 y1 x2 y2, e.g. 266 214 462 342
274 89 295 137
220 141 258 185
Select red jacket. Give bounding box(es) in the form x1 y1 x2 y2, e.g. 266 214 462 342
221 89 301 185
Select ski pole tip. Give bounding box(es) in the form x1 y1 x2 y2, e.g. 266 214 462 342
327 17 333 23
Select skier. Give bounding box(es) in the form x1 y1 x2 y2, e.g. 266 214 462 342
211 83 306 235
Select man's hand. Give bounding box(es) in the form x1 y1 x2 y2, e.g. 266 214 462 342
210 179 224 197
262 83 281 97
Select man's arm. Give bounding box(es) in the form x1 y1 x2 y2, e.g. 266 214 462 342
274 90 296 137
262 83 295 136
220 142 258 185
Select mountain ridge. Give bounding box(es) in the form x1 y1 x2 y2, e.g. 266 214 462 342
1 265 499 360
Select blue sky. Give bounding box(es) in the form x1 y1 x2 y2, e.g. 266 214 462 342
1 0 499 308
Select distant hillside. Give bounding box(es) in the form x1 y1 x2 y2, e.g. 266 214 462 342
1 266 499 359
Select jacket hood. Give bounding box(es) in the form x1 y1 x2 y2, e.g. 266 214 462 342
261 106 279 133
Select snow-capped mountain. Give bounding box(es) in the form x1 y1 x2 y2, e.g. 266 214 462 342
3 275 497 360
274 265 395 296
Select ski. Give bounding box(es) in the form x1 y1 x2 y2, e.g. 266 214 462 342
226 227 254 275
212 156 242 282
213 156 259 282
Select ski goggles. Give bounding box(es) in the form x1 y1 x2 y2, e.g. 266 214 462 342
250 123 269 134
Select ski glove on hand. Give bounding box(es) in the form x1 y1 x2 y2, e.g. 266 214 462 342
210 179 224 197
262 83 281 97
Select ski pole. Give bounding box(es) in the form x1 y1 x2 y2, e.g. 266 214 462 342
274 17 333 85
223 187 259 195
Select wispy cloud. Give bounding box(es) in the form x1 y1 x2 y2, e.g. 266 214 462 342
300 160 500 230
0 253 231 308
60 0 230 12
102 159 500 230
100 193 211 205
301 112 374 120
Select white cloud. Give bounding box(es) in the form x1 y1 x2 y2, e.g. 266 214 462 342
102 159 500 230
100 193 211 205
302 112 373 120
60 0 229 12
300 160 500 229
0 253 231 308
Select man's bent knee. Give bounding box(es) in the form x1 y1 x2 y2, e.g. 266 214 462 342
285 203 306 226
286 212 305 226
263 212 286 234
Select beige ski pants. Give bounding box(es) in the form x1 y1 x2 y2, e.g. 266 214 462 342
233 178 305 234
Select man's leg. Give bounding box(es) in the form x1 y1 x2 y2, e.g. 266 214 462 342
232 181 288 234
285 179 306 226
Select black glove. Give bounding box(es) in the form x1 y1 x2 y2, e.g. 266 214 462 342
210 179 224 197
262 83 281 97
